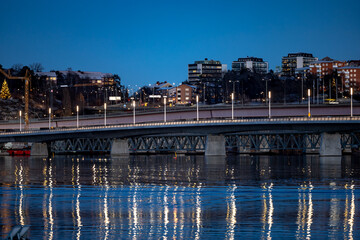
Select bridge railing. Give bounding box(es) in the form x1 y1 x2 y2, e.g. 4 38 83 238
1 116 360 136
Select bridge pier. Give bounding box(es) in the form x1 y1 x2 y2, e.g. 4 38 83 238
319 133 342 156
205 135 226 156
111 139 129 156
31 143 49 156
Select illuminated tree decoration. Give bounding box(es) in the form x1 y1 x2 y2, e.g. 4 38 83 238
0 79 11 99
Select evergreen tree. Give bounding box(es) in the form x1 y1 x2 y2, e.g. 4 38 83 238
0 80 11 99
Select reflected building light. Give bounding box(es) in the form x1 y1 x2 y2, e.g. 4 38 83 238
18 162 25 226
344 183 355 240
173 186 179 237
194 184 202 240
76 163 82 240
163 186 169 239
296 182 313 240
306 184 313 240
129 184 139 239
48 162 54 240
226 185 237 240
92 163 97 185
103 165 109 240
261 183 273 240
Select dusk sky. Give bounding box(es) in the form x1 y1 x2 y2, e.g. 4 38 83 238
1 0 360 88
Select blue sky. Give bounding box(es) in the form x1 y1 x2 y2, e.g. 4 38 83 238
1 0 359 88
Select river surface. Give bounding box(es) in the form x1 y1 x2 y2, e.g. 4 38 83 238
0 154 359 239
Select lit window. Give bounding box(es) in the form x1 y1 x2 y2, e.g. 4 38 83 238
185 97 189 100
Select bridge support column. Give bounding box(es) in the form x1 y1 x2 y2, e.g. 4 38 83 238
205 135 226 156
31 143 49 156
111 139 129 156
320 133 342 156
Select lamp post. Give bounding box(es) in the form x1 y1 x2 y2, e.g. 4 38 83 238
104 103 107 126
231 92 234 120
351 87 353 118
164 96 167 122
307 89 311 118
196 95 199 121
133 99 136 124
268 91 271 119
19 110 22 132
49 108 52 130
76 105 79 128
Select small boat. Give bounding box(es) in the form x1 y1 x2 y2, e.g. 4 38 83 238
7 149 31 156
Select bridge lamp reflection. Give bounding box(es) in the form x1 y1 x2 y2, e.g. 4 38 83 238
104 103 107 126
268 91 271 119
351 87 353 118
76 105 79 128
49 108 52 130
231 93 234 120
196 95 199 121
307 89 311 118
19 110 22 131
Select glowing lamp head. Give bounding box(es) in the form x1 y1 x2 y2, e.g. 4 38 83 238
19 110 22 117
196 95 199 102
268 91 271 99
307 89 311 97
49 108 51 114
351 87 353 95
104 103 107 110
76 105 79 112
231 93 234 100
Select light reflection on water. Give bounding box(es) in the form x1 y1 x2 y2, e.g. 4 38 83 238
0 154 360 239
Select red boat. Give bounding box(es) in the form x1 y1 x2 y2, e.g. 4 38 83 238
7 149 31 156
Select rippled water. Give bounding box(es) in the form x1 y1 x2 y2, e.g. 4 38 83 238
0 154 360 239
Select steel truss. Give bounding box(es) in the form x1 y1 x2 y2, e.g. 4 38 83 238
50 132 360 154
225 133 322 153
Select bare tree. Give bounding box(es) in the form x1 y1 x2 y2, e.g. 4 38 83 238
29 63 44 72
11 63 23 73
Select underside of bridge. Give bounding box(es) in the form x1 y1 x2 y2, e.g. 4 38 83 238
44 132 360 157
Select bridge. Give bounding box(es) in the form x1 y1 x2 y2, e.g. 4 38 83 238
1 116 360 157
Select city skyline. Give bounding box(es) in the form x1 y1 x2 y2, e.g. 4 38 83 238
1 0 359 87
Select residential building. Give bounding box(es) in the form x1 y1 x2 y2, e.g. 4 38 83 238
232 57 268 74
188 58 227 84
35 72 57 84
309 57 347 79
282 53 318 77
168 84 196 105
337 66 360 92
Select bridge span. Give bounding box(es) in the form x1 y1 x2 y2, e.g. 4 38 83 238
1 116 360 157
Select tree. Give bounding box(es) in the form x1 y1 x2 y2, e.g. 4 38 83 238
29 62 44 72
11 63 23 73
0 80 11 99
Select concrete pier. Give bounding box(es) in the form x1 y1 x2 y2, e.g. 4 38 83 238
205 135 226 156
31 143 49 156
111 139 129 156
319 133 342 156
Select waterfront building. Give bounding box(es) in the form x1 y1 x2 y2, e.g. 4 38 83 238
282 53 318 77
188 58 227 84
309 57 347 79
232 57 268 74
337 66 360 92
168 84 196 105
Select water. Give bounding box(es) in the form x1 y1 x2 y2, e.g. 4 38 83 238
0 154 359 239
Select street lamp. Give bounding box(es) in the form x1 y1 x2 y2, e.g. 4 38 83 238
196 95 199 121
133 99 136 124
104 103 107 126
351 87 353 117
268 91 271 119
231 92 234 120
163 96 167 123
19 110 22 132
76 105 79 128
307 89 311 118
49 108 52 129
